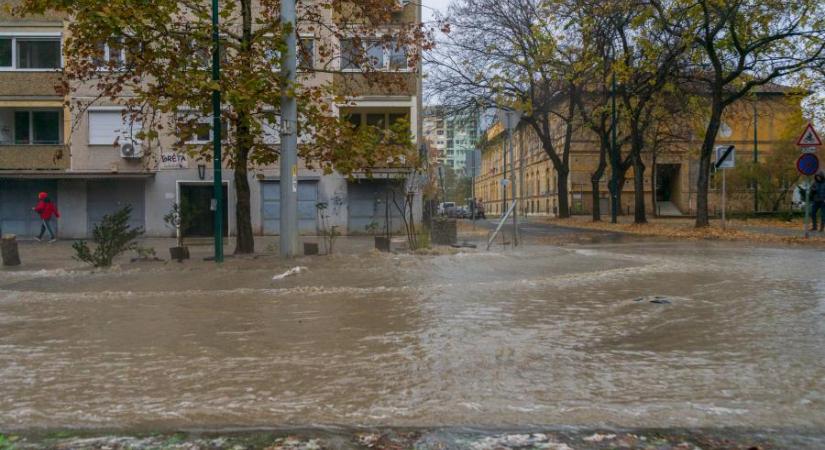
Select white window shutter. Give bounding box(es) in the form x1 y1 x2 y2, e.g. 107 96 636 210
89 110 141 145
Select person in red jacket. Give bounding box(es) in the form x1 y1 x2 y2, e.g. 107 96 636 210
33 192 60 242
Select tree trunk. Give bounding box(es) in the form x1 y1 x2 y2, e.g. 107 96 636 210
695 103 724 227
591 140 608 222
633 155 647 224
591 179 602 221
233 147 255 254
650 151 657 217
615 172 625 216
231 0 255 255
1 235 21 266
557 169 570 218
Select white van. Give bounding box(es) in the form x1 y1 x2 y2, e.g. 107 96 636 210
438 202 456 216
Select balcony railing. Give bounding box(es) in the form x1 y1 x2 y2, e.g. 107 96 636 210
0 145 68 170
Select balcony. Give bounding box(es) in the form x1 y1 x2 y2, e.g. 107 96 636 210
0 145 67 170
334 72 417 97
0 107 66 170
0 71 62 98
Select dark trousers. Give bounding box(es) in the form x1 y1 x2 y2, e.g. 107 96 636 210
812 201 825 229
38 219 55 240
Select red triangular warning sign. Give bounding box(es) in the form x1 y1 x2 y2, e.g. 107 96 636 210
797 123 822 147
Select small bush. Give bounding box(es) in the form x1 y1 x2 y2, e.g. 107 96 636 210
73 205 144 267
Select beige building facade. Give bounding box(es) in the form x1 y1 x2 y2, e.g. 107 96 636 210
476 92 808 218
0 1 422 239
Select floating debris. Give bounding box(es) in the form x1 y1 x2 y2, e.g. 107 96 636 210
272 266 307 281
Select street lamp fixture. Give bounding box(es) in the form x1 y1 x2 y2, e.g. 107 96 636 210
197 163 206 180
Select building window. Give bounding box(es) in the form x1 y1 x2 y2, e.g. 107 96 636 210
366 40 385 68
17 38 61 69
0 38 11 67
343 110 410 133
89 110 141 146
341 38 409 71
93 38 126 69
341 39 360 70
0 109 62 145
180 114 228 144
389 44 408 70
366 113 385 128
298 37 314 70
0 36 62 70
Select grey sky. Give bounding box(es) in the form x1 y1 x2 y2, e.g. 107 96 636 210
423 0 451 22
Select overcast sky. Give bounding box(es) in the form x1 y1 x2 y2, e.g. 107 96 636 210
422 0 451 23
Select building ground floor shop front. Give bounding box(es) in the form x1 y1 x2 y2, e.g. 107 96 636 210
0 169 420 239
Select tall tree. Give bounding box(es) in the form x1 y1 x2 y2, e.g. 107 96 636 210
561 0 625 221
426 0 583 218
658 0 825 227
13 0 432 252
610 0 689 223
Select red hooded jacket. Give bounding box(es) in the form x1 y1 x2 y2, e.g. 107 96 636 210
34 200 60 220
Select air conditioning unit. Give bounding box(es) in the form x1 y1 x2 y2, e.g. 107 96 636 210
119 141 143 159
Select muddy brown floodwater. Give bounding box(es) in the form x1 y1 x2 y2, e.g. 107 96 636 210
1 240 824 437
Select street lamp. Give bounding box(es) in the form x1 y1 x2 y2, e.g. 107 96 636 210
197 163 206 180
211 0 224 263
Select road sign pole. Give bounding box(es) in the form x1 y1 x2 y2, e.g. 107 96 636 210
721 169 727 230
805 176 812 239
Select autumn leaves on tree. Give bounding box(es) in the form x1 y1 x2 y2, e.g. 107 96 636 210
12 0 434 253
428 0 825 226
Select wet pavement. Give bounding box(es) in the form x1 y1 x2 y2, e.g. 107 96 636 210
1 231 825 447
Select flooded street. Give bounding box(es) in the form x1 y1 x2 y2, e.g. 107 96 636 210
1 238 825 435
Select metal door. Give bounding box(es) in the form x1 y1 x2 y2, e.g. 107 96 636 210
261 181 318 235
0 179 57 237
87 180 145 236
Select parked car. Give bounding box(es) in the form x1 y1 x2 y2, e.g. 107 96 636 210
438 202 456 216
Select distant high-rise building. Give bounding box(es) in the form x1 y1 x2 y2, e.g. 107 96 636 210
423 106 480 175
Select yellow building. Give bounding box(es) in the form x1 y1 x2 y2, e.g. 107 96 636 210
476 88 809 218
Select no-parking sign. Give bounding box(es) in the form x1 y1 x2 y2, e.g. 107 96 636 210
797 153 819 176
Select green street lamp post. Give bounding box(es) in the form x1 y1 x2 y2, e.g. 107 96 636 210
211 0 224 263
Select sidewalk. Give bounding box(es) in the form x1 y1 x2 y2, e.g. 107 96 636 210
535 214 825 246
0 235 393 273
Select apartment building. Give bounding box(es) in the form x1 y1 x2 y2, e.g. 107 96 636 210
476 88 807 218
0 1 422 240
422 106 480 174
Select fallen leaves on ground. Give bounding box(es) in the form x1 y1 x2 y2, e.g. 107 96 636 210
545 218 825 246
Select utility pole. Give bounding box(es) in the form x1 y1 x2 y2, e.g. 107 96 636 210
610 66 619 224
211 0 224 263
279 0 299 257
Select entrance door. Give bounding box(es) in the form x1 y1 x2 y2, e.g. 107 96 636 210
0 179 57 237
656 164 681 202
179 184 229 237
261 181 318 235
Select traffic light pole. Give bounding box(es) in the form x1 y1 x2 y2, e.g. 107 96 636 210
211 0 224 263
280 0 299 257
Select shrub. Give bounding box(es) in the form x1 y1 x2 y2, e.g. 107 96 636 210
73 205 144 267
